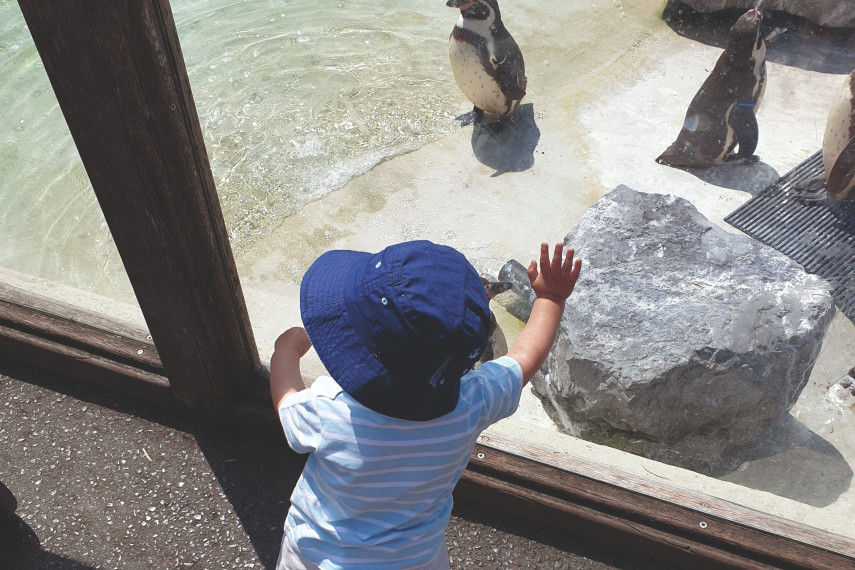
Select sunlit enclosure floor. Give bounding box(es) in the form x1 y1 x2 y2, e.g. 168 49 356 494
2 0 854 544
233 2 855 539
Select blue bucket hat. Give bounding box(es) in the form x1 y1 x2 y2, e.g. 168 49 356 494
300 240 491 421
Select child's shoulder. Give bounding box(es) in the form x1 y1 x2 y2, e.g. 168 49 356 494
458 356 525 424
471 355 522 376
463 356 523 391
280 376 343 409
310 375 346 398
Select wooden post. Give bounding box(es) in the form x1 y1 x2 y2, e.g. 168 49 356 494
17 0 261 422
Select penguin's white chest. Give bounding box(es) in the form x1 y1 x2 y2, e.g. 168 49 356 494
449 32 508 116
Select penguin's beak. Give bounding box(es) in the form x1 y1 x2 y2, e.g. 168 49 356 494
753 0 765 16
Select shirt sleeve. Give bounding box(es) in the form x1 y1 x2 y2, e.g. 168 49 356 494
278 387 321 454
465 356 524 428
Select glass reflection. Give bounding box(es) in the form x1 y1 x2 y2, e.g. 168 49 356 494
0 1 142 324
175 0 854 537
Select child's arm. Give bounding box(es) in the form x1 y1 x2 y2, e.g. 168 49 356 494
269 327 313 410
507 243 582 385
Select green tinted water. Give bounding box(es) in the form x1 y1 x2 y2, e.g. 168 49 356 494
174 0 461 243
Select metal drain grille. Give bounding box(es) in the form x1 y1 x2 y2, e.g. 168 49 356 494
725 150 855 324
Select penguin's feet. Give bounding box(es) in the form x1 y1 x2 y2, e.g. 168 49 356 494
455 111 477 127
792 191 827 207
455 106 485 127
792 177 828 205
480 118 507 135
724 153 760 164
790 194 855 233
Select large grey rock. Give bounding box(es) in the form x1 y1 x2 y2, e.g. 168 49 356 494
531 186 836 473
678 0 855 28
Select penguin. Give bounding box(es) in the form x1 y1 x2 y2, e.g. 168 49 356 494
793 70 855 208
812 70 855 202
447 0 527 126
657 0 766 168
477 276 512 365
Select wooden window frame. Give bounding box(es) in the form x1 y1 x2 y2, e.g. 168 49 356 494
2 1 853 567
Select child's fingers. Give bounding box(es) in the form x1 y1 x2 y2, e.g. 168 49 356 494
562 248 576 275
550 243 564 273
539 242 551 273
571 257 582 280
527 258 539 285
561 249 582 288
566 259 582 288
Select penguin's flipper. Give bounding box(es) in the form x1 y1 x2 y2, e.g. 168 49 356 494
728 103 760 161
826 138 855 201
493 38 526 102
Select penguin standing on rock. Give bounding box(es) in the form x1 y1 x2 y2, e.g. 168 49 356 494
447 0 527 126
657 0 767 168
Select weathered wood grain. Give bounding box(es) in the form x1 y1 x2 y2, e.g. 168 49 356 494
461 432 855 569
16 0 261 421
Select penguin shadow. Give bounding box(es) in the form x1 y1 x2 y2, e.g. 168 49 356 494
676 158 780 194
469 103 540 176
710 413 853 508
663 0 855 74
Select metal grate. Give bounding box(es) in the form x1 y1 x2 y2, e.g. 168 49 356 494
725 151 855 324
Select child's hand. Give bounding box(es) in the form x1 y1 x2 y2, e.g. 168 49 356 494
270 327 312 409
527 243 582 304
508 243 582 385
274 327 312 359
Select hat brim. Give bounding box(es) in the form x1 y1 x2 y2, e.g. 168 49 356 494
299 242 488 421
300 249 388 408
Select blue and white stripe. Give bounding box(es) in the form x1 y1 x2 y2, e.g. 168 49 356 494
278 356 522 569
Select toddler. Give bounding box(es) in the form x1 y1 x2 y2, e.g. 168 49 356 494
270 240 581 569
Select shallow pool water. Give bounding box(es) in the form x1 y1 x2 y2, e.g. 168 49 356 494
174 0 467 244
0 0 664 303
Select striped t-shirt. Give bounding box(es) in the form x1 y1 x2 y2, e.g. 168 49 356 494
277 356 523 570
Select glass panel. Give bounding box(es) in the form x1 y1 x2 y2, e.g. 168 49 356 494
180 0 854 541
0 1 145 328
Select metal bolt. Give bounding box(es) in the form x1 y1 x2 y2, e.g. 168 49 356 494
476 452 485 460
699 522 708 529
